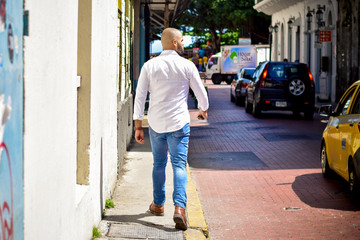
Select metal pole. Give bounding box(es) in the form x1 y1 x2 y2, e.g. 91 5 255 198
145 3 150 61
269 33 272 61
308 34 311 70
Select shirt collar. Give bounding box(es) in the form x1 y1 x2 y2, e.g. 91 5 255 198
160 50 179 56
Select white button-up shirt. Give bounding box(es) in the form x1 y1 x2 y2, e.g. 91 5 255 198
133 50 209 133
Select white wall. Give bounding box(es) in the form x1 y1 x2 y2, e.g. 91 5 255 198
270 0 337 102
23 1 119 239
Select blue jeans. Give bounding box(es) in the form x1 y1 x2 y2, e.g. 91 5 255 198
149 123 190 209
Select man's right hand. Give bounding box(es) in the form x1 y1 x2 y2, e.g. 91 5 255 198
135 129 145 144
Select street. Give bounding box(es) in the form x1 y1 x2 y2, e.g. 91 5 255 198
188 82 360 239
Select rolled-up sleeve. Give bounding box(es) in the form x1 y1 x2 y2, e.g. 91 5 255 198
133 64 149 120
189 64 209 111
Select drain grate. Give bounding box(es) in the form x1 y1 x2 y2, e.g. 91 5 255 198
107 223 184 240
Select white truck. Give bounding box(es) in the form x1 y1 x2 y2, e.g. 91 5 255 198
205 45 268 85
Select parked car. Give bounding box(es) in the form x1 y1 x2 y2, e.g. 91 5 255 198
244 61 315 119
320 80 360 201
230 67 255 105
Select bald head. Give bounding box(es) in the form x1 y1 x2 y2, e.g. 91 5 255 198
161 28 183 50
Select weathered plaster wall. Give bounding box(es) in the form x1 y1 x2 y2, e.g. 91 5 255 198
23 1 120 239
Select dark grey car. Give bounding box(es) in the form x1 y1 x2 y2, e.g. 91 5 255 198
230 67 255 106
244 61 315 119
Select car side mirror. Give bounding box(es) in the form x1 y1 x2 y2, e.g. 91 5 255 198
319 104 333 117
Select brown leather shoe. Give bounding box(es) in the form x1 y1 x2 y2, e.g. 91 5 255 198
173 206 188 230
149 202 164 216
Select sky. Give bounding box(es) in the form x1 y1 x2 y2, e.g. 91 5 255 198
150 35 195 54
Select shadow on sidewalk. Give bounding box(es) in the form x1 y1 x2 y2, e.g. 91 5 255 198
292 173 360 211
104 213 179 232
103 214 184 239
127 128 152 153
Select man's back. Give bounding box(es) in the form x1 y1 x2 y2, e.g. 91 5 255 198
134 50 208 133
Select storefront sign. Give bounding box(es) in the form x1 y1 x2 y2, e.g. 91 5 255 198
319 30 331 42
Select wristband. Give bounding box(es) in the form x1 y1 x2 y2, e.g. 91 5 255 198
134 127 143 131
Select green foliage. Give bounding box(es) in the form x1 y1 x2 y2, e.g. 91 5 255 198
92 227 101 238
220 32 241 46
105 199 115 209
174 0 270 51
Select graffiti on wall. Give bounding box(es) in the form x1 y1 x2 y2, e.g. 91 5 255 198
0 0 24 239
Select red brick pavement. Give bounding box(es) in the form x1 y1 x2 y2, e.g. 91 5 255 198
188 82 360 240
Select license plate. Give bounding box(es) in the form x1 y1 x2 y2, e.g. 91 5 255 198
275 101 287 107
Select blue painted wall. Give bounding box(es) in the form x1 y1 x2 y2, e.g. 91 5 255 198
0 0 24 239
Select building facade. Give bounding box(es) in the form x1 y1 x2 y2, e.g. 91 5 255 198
0 0 136 239
0 0 191 239
254 0 338 103
336 0 360 101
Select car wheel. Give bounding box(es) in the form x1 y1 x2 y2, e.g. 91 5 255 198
349 161 360 202
230 89 235 102
245 94 252 113
292 110 301 118
212 75 222 85
289 79 305 96
304 107 314 120
321 143 333 178
252 98 261 117
225 79 232 85
235 95 243 106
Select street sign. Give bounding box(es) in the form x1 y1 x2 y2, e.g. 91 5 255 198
319 30 331 42
315 42 323 48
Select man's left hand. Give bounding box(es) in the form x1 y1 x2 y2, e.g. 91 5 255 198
197 110 208 120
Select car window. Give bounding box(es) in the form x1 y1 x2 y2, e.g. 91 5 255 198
252 67 260 81
207 57 218 69
268 64 284 78
268 64 306 79
350 87 360 114
336 87 356 116
239 69 244 78
244 69 255 79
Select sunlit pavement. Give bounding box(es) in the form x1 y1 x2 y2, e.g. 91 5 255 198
188 81 360 239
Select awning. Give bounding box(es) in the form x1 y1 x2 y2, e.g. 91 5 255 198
253 0 302 15
142 0 192 41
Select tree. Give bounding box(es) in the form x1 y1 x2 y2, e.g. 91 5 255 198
174 0 270 52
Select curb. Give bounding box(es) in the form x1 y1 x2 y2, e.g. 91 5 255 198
185 164 209 240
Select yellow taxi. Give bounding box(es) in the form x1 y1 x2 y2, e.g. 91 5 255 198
320 80 360 201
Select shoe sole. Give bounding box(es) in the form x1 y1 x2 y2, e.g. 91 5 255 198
173 214 187 230
148 209 164 216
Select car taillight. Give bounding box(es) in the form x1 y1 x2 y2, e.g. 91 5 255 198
240 82 247 89
307 66 314 88
260 67 268 88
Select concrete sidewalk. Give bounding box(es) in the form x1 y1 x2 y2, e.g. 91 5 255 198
97 114 208 240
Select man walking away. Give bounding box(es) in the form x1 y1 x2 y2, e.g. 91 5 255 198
133 28 209 230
